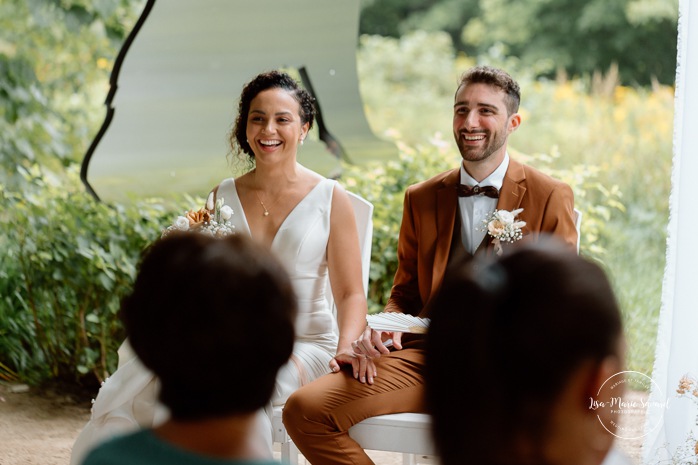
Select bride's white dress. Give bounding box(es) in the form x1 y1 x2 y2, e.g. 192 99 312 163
70 177 339 465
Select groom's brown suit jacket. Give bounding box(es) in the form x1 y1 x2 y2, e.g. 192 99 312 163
385 157 578 319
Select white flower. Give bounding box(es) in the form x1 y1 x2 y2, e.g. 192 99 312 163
173 216 190 231
220 205 234 220
161 201 236 239
206 192 215 211
481 208 526 256
495 209 517 223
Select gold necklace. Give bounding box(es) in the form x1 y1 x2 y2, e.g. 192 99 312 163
254 172 282 217
255 191 272 216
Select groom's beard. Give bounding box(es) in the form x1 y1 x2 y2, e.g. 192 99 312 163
455 128 507 163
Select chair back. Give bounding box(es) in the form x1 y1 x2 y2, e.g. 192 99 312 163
574 208 582 254
326 191 373 327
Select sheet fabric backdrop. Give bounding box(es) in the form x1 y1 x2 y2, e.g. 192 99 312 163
82 0 397 204
642 0 698 463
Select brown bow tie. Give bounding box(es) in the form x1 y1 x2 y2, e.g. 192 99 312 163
456 184 499 198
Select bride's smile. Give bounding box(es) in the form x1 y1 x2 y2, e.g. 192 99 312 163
246 88 308 161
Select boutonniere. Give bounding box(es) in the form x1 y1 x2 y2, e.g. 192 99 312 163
162 195 235 239
482 208 526 256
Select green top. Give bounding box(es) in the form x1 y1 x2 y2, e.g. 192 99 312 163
81 429 282 465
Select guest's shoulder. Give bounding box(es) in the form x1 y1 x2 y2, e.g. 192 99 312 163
81 430 153 464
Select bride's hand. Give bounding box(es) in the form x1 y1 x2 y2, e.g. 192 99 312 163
330 349 377 385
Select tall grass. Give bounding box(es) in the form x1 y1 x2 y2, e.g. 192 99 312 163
519 81 674 375
357 32 674 377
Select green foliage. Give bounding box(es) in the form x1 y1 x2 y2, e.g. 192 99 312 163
0 0 147 386
0 165 178 386
0 0 145 190
360 0 679 86
512 78 673 375
360 0 480 54
510 148 625 261
0 52 71 190
466 0 678 85
357 31 470 147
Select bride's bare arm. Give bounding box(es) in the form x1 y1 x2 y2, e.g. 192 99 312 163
326 184 375 383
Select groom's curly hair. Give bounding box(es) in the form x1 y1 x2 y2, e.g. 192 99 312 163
457 65 521 115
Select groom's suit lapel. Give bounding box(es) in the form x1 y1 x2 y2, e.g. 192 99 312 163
498 158 526 212
431 168 460 298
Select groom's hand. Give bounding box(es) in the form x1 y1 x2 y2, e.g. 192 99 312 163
353 327 403 359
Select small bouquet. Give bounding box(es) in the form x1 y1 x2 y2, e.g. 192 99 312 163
161 194 235 238
482 208 526 256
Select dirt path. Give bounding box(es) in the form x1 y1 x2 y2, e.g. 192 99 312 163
0 383 646 465
0 382 92 465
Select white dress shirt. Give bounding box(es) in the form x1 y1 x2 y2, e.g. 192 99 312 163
458 154 509 254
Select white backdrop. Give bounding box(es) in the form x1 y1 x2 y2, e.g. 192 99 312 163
642 0 698 462
82 0 397 204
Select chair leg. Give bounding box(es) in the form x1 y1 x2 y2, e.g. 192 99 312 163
281 441 300 465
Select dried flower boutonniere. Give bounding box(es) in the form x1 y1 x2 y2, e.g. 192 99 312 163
482 208 526 256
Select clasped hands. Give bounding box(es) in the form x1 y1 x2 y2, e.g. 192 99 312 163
331 326 403 385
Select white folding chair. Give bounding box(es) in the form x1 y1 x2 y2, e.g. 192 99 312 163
574 208 582 254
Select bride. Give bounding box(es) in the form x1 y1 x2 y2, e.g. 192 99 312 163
71 70 371 464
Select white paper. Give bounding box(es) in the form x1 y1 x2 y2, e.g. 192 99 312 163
366 313 430 334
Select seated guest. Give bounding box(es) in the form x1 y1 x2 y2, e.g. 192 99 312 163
81 233 296 465
425 237 626 465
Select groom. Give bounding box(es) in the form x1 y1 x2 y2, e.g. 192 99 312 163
283 65 578 465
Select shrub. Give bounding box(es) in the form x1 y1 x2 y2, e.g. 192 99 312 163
0 165 179 387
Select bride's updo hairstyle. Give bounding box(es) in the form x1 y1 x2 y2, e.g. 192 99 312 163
121 233 297 421
231 70 316 158
425 236 624 465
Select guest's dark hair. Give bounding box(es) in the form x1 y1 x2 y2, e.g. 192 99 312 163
121 233 296 421
231 70 316 157
425 236 622 465
457 65 521 115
